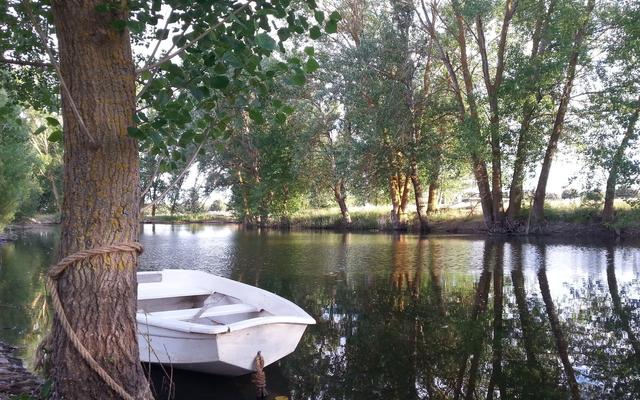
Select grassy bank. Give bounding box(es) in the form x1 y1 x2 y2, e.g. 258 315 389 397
12 201 640 237
285 200 640 236
141 211 235 224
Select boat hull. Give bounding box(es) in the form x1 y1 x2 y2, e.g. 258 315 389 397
137 321 308 376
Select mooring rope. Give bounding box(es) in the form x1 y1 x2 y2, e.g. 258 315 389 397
47 242 143 400
252 351 268 398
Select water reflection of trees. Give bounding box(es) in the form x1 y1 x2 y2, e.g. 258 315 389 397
282 237 640 400
0 228 57 367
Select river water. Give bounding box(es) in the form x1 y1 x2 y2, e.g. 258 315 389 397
0 224 639 399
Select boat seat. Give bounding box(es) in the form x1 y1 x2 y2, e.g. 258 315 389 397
137 287 213 301
145 303 260 320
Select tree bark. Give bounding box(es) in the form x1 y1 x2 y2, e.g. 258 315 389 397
410 163 429 233
48 173 62 216
531 0 595 226
472 157 494 228
602 108 639 223
49 1 152 399
427 182 438 213
333 178 351 226
150 182 157 218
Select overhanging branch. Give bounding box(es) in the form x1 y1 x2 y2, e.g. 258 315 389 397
0 56 52 68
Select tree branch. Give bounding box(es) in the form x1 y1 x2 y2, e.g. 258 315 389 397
139 156 164 201
0 56 52 68
141 140 205 212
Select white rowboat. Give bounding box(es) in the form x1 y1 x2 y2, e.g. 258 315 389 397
136 269 315 376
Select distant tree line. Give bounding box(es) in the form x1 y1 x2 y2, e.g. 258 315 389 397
2 0 639 234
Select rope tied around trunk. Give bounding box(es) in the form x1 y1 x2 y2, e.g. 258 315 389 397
252 351 268 399
47 242 144 400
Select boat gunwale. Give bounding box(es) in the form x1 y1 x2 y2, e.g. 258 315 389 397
136 269 316 335
136 314 315 335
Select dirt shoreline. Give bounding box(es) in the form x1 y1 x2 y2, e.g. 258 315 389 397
138 218 638 239
10 217 639 239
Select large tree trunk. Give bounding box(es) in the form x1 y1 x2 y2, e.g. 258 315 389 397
602 108 639 223
49 1 152 399
472 157 494 227
333 178 351 226
410 163 429 233
427 182 438 213
150 181 158 218
48 173 62 216
531 0 595 226
507 103 537 222
389 173 409 230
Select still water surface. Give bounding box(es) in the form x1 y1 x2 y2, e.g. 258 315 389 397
1 224 639 399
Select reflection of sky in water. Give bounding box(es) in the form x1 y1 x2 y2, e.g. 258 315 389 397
138 224 239 276
138 224 640 307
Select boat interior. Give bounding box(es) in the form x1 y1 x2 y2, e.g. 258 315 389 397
137 272 271 326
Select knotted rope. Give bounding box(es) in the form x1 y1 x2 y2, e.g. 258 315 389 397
47 242 144 400
252 351 268 399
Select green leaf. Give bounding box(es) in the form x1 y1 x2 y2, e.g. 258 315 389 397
282 105 295 115
48 129 63 143
255 33 277 51
275 112 287 125
309 26 322 39
314 10 325 23
45 117 60 127
325 19 338 34
210 75 230 89
127 127 146 140
304 46 315 56
33 126 47 135
291 71 306 86
248 108 266 124
329 11 342 22
189 86 208 101
305 57 320 73
277 28 291 42
127 20 145 34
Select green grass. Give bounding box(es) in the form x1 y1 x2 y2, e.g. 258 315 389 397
99 200 640 232
142 212 234 224
289 200 640 231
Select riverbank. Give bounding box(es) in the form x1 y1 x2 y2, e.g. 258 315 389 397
0 342 42 400
10 202 640 239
